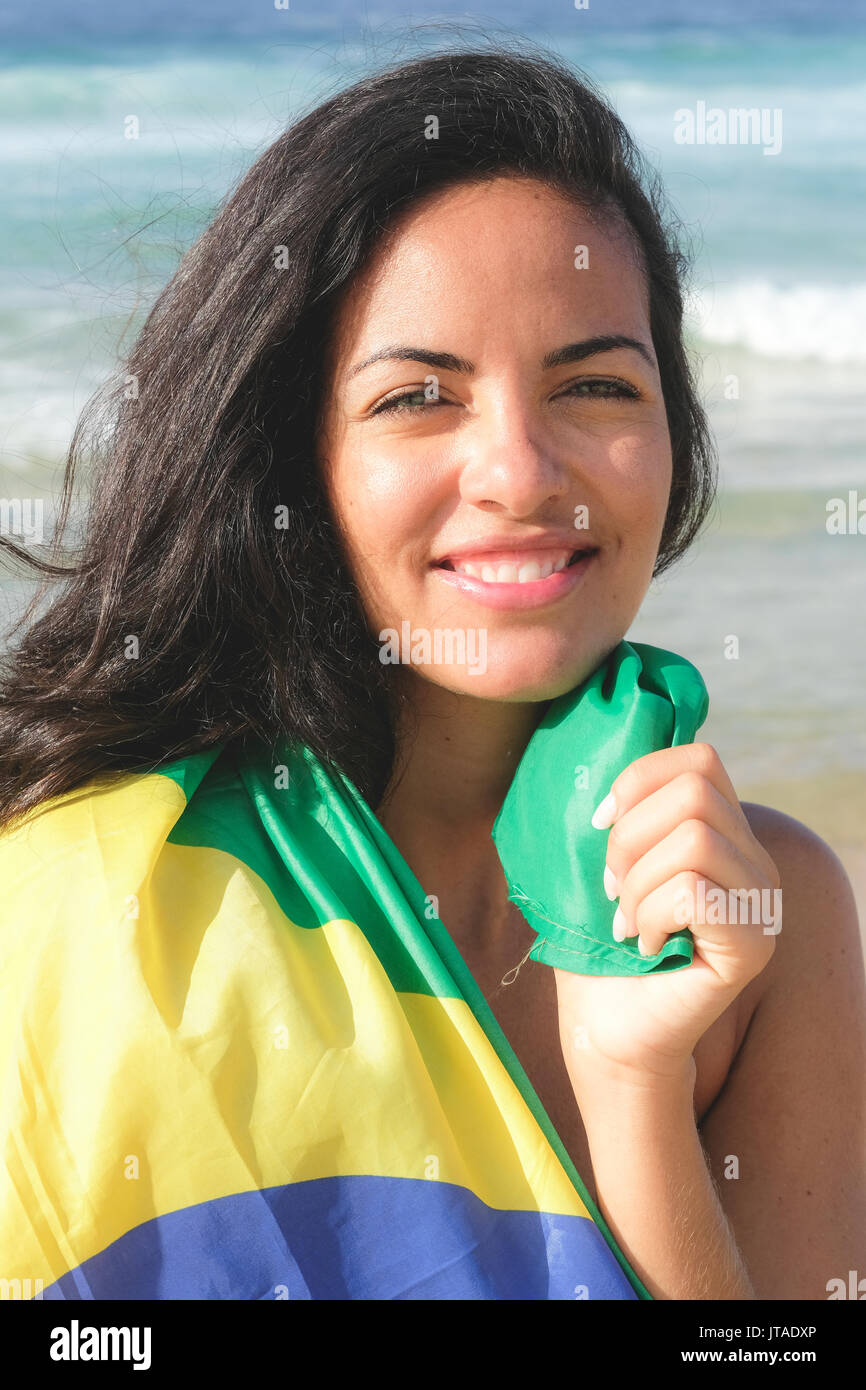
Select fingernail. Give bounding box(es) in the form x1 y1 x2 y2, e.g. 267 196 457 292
612 907 627 942
637 936 654 957
591 792 617 829
603 864 618 901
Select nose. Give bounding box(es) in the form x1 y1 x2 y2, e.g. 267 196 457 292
457 395 572 518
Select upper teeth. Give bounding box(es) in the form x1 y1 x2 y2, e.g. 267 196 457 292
452 552 573 583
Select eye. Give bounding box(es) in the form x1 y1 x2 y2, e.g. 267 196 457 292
559 376 642 401
369 375 642 416
370 387 444 416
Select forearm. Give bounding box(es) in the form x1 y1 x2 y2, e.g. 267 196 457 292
574 1060 756 1300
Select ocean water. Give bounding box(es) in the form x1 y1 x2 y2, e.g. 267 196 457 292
0 0 863 857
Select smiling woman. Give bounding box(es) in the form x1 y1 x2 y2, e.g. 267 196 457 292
318 177 674 697
0 43 862 1304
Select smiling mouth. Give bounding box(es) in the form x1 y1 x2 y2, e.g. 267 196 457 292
434 547 598 585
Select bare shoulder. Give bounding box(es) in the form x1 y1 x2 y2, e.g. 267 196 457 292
741 799 853 880
734 801 863 1030
699 801 866 1297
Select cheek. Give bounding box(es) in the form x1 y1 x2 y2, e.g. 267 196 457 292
327 450 438 606
605 429 672 534
332 444 428 531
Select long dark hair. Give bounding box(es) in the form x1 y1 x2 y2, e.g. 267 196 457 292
0 40 716 828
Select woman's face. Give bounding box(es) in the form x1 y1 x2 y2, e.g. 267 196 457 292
318 175 673 701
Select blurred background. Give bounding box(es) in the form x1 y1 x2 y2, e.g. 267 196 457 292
0 0 863 942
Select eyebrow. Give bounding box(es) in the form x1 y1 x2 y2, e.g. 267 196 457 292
347 333 655 379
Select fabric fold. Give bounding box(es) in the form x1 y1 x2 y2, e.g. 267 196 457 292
491 640 710 976
0 732 652 1301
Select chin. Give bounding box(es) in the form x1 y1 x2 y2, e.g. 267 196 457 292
412 637 608 703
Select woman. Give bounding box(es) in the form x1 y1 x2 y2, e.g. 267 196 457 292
0 45 862 1302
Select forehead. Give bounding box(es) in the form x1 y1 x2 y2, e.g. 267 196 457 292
327 175 649 369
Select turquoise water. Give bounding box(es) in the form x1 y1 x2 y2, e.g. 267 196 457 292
1 5 864 468
0 0 863 849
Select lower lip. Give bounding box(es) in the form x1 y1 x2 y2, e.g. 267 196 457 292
431 551 598 611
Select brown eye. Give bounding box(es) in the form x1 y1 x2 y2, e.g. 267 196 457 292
371 388 441 416
562 377 641 400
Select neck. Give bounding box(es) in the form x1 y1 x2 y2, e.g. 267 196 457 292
375 676 546 952
380 675 544 833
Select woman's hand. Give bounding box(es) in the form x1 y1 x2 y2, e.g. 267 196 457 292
554 742 781 1089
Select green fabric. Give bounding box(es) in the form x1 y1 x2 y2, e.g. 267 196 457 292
491 640 710 977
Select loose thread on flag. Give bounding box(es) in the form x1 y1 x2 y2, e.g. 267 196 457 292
500 941 536 988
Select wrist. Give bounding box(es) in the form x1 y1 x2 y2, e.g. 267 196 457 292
566 1052 697 1106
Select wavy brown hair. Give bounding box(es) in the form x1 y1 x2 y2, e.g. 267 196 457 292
0 40 716 829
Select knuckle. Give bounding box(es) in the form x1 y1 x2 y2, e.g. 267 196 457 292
680 816 712 859
672 871 700 921
678 769 712 813
692 741 721 775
